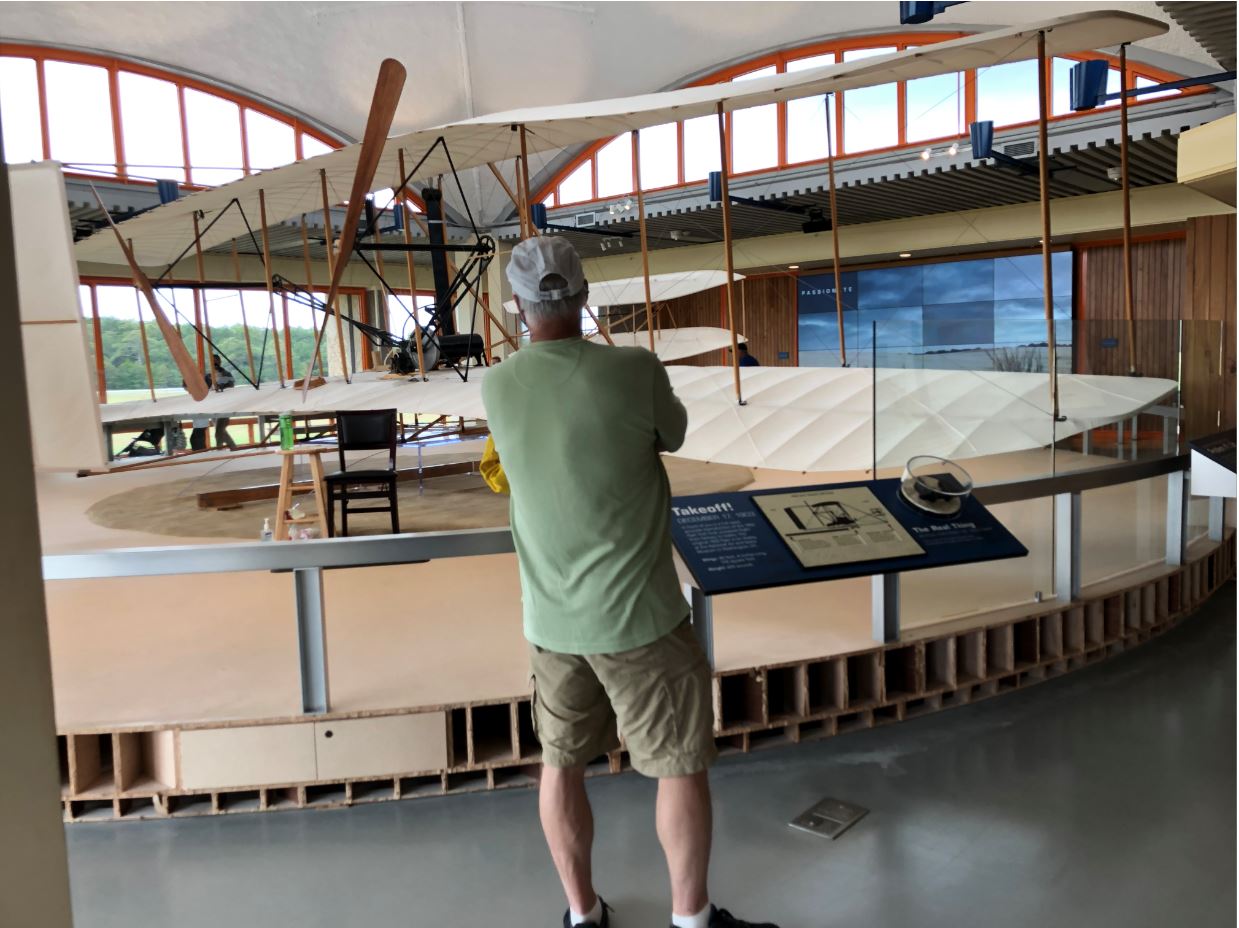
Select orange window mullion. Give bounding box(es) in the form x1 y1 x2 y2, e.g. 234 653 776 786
177 83 192 184
963 67 977 133
108 64 126 179
35 56 51 160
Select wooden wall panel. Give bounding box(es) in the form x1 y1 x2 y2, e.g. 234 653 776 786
1182 214 1237 439
1076 237 1184 379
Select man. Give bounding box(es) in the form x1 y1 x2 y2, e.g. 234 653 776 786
482 236 777 928
732 342 760 367
188 354 237 451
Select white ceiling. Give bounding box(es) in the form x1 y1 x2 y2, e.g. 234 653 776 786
3 0 1223 225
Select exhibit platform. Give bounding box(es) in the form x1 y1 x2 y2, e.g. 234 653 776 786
36 444 1235 822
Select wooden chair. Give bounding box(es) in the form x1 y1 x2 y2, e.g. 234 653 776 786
325 409 400 537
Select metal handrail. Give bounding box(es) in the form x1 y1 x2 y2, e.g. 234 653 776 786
42 453 1190 581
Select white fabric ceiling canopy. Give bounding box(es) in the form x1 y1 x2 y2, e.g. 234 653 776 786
74 9 1167 268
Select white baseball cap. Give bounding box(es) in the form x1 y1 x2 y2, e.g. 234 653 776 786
506 235 587 303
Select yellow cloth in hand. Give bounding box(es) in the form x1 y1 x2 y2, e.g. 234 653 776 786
480 435 509 494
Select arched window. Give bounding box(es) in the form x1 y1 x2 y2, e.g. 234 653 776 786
0 44 342 186
537 34 1198 208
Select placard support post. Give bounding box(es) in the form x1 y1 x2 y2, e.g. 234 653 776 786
871 573 900 643
687 584 715 668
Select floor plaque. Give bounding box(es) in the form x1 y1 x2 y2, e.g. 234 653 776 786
788 798 869 840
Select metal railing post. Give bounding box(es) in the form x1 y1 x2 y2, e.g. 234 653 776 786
1054 491 1081 603
1166 470 1189 567
293 567 330 714
871 573 900 643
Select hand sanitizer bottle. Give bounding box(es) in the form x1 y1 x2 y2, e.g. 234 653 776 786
260 518 273 542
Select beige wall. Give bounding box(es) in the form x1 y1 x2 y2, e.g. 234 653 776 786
0 164 75 922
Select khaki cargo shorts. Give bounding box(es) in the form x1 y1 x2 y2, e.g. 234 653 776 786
528 621 718 778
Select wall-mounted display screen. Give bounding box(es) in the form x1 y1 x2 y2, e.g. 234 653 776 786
797 252 1073 371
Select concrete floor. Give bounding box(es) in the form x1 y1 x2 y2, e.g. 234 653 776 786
66 584 1236 928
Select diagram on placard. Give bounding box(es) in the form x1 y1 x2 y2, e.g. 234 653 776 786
753 487 925 568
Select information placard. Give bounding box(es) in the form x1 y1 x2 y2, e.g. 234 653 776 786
671 478 1027 596
752 486 924 568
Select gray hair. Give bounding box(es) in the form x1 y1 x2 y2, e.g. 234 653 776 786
519 274 589 325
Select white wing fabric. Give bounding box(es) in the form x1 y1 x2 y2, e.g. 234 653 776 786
99 367 1175 473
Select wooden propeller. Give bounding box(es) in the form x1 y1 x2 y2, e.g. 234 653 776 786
301 58 407 398
90 184 210 401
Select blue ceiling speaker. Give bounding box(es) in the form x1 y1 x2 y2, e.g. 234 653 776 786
1069 59 1110 112
155 179 180 204
530 202 549 230
708 170 724 204
969 120 994 159
899 1 965 25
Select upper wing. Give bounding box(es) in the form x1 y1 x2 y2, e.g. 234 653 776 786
75 10 1166 268
587 327 741 363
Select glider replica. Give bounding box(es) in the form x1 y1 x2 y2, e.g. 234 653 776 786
25 9 1179 474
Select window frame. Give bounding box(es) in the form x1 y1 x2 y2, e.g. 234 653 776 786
536 33 1204 209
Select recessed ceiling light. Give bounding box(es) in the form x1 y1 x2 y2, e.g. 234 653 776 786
788 264 800 269
899 252 912 258
920 148 931 160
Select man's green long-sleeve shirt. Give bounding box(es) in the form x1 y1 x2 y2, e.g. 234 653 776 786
481 338 689 654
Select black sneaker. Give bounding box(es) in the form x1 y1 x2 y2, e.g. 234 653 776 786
702 905 780 928
562 898 612 928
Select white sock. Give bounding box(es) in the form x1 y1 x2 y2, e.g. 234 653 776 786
570 897 603 926
671 902 712 928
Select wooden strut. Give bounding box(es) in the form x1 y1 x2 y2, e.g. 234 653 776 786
1119 44 1137 376
632 130 656 352
302 58 406 399
298 216 323 380
518 126 538 239
318 167 351 384
257 190 286 386
397 149 431 379
192 214 211 377
715 102 744 405
1036 32 1060 420
89 183 209 400
130 260 156 402
231 240 258 385
824 92 847 368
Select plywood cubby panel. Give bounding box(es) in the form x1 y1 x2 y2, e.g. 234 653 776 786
765 665 806 723
515 700 539 761
115 730 177 794
469 704 516 765
180 723 317 791
1039 613 1064 661
846 652 881 708
925 638 955 692
1063 608 1086 655
69 734 114 797
985 625 1014 677
955 631 985 684
884 645 923 700
1013 618 1039 669
718 671 765 730
806 659 846 714
1103 596 1124 642
314 713 448 781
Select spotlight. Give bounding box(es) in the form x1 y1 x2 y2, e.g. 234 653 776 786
788 264 800 270
920 148 931 160
948 143 959 156
899 252 912 258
